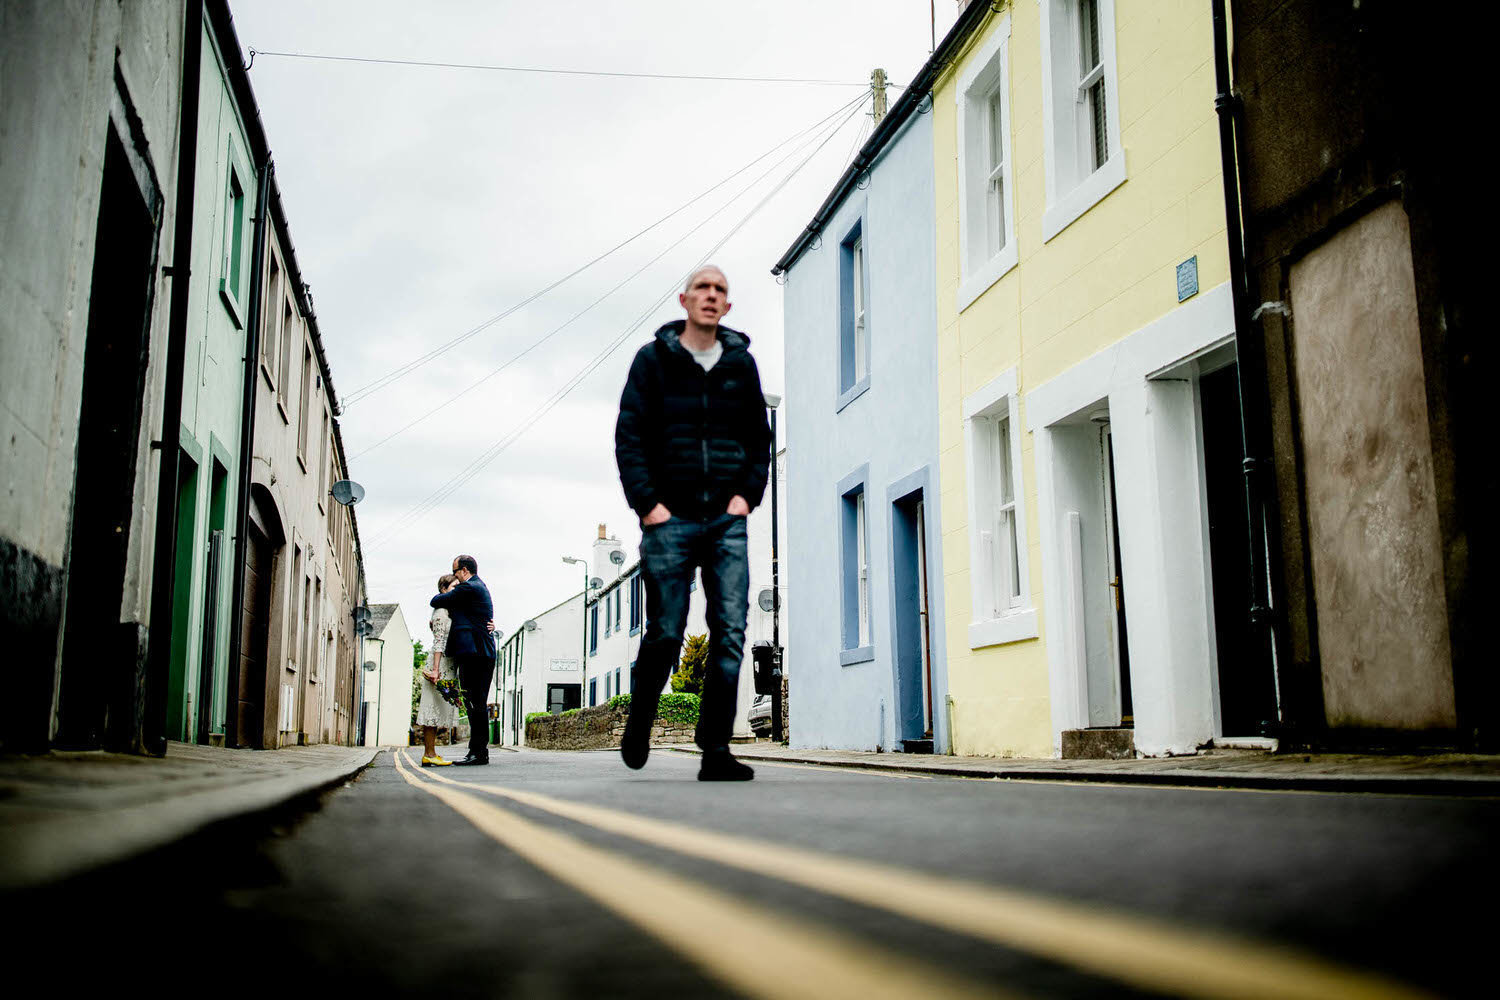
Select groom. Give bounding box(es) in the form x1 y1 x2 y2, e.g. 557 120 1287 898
430 554 496 765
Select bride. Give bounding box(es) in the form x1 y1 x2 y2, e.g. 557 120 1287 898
417 573 460 765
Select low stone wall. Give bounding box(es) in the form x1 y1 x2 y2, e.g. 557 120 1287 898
406 722 469 747
526 704 696 750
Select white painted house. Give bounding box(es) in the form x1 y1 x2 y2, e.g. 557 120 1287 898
772 85 948 753
363 603 413 747
494 589 584 747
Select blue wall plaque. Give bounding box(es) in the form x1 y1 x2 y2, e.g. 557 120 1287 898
1177 255 1199 302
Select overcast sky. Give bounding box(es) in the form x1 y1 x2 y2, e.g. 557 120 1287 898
228 1 959 649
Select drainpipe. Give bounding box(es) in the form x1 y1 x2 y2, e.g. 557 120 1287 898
143 0 205 757
224 158 272 750
1211 0 1285 732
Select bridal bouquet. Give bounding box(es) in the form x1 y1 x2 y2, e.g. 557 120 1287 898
435 676 466 709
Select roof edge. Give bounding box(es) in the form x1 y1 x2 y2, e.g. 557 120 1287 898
771 0 998 276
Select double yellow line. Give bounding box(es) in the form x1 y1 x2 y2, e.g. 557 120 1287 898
393 750 1429 1000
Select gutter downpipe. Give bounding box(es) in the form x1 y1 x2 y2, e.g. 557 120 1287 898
143 0 204 756
224 157 272 750
1211 0 1285 733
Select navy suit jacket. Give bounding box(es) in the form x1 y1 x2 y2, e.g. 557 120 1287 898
430 575 496 660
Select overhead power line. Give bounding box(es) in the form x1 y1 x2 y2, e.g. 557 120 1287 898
341 89 869 406
349 92 868 461
365 97 869 545
249 48 870 87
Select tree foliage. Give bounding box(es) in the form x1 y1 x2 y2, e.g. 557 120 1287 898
670 633 710 694
409 640 428 727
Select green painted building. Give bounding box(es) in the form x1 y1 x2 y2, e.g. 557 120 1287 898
163 11 257 744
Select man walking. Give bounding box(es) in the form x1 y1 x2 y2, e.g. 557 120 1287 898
615 265 771 781
430 554 496 765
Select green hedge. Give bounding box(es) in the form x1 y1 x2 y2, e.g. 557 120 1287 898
561 708 581 717
524 711 550 724
606 692 699 726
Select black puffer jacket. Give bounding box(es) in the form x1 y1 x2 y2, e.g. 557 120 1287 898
615 321 772 521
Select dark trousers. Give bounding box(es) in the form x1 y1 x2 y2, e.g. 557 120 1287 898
454 654 494 760
628 513 749 753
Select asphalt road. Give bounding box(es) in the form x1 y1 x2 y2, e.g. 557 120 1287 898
23 747 1492 998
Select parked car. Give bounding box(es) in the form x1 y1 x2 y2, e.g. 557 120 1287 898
748 693 771 734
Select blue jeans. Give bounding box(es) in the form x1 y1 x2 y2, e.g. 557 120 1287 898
630 513 749 753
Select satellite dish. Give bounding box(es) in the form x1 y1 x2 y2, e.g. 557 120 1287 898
524 619 539 632
589 576 603 590
330 479 365 506
609 549 625 566
757 588 775 613
362 659 377 672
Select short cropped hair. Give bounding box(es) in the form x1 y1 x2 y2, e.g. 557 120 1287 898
454 554 478 575
437 573 458 592
683 265 727 295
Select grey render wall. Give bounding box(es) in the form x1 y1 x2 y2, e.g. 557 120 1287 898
250 216 352 746
782 108 947 752
1287 202 1455 730
0 1 187 747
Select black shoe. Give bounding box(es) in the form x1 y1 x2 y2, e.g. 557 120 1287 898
453 755 489 766
620 727 649 770
697 751 754 782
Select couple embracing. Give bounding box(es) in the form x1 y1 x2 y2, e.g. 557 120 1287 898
418 554 496 767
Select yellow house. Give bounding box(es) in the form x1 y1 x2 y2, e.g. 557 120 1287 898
934 0 1265 758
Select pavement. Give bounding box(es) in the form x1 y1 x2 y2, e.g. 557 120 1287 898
4 734 1494 894
672 740 1500 795
12 746 1491 998
0 739 376 889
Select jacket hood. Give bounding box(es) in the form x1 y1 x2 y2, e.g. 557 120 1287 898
654 319 751 355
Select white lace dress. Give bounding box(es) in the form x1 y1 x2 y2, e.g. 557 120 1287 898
416 608 459 728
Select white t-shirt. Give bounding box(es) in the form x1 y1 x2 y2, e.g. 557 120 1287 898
686 339 722 372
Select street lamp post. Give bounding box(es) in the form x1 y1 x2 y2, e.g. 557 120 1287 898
562 555 590 709
763 392 784 743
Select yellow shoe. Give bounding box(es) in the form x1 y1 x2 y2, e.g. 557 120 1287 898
420 755 453 767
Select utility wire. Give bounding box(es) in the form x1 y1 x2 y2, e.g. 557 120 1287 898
366 97 869 544
341 90 869 405
250 48 870 87
349 94 865 461
366 98 867 544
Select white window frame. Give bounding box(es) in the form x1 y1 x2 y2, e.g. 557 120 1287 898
1039 0 1125 243
956 13 1018 313
836 215 872 411
963 369 1039 648
218 151 249 327
852 235 869 382
838 465 875 664
856 489 871 647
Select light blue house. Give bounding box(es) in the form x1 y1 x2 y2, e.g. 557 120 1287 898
772 87 947 753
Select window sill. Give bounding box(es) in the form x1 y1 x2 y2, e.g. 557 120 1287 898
277 400 290 425
839 645 875 666
296 454 307 474
836 376 871 413
957 244 1019 314
1041 153 1127 243
968 610 1038 649
629 626 641 637
219 283 245 329
260 362 276 391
